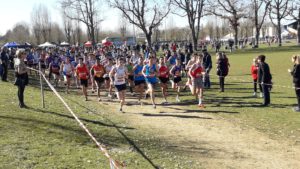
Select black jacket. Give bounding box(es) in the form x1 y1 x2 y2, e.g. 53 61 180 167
202 52 212 69
258 62 272 83
1 51 9 64
291 64 300 87
217 58 229 76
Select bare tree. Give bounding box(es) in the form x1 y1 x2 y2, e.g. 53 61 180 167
172 0 205 50
75 20 83 45
204 21 214 40
248 0 270 47
289 1 300 45
166 16 176 41
94 12 101 43
208 0 249 49
11 23 31 44
31 4 52 44
119 14 128 40
267 0 290 46
51 22 65 43
215 25 220 39
239 18 252 38
60 0 102 45
62 13 73 43
109 0 172 48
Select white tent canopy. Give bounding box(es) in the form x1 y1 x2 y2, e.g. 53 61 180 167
102 37 110 43
205 36 211 41
287 27 298 35
221 33 234 41
39 42 56 48
281 30 290 37
60 41 70 46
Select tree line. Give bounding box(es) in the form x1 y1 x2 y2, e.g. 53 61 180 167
1 0 300 50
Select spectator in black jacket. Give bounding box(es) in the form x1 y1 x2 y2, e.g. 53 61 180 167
216 52 230 92
258 55 272 106
0 47 9 82
202 49 212 89
288 55 300 112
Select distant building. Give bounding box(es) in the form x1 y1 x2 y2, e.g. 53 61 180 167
253 21 298 38
284 21 298 35
253 23 277 38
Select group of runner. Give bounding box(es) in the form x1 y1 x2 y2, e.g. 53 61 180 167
36 46 208 112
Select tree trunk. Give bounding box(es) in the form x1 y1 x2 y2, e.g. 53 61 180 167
234 25 238 49
191 28 198 51
255 30 260 48
254 8 260 48
91 26 95 45
146 33 152 49
67 34 71 44
297 19 300 46
255 27 260 47
298 9 300 45
277 19 282 47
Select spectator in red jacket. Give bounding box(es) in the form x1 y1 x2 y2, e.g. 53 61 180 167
251 58 262 97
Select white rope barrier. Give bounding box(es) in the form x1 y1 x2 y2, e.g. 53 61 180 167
27 67 124 169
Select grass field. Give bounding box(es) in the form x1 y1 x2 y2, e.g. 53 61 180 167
0 44 300 169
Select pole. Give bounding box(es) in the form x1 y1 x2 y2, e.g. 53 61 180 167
39 62 45 108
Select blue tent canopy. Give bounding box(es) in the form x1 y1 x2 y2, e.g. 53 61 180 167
3 42 20 48
18 42 33 48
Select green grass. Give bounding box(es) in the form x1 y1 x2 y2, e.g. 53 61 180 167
0 80 198 168
204 44 300 140
1 44 300 168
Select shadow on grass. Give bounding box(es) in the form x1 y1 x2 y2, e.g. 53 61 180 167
0 115 88 137
28 107 135 130
163 107 240 114
65 97 160 169
208 103 289 109
141 113 213 119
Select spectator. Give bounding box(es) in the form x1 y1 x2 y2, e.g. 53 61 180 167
228 40 234 52
202 49 212 89
258 55 272 106
188 42 193 54
216 52 230 92
14 49 29 108
1 47 10 82
288 55 300 112
251 58 262 97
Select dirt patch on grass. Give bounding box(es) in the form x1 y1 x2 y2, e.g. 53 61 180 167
95 97 300 169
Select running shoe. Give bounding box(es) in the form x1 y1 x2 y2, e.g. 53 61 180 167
198 104 206 108
162 101 168 105
260 93 264 98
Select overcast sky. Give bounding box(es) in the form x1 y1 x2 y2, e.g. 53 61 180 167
0 0 189 35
